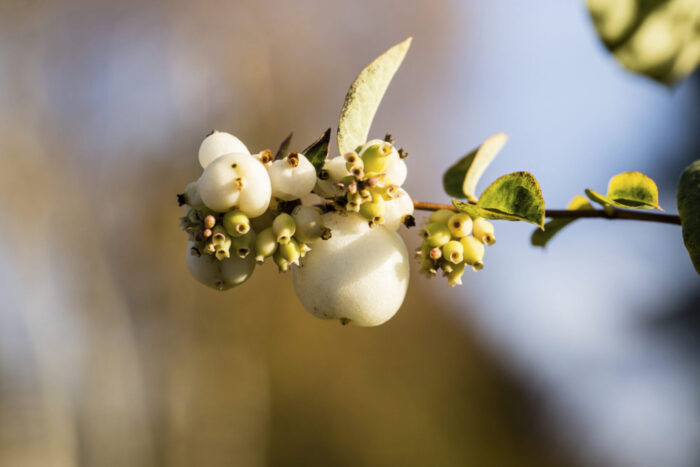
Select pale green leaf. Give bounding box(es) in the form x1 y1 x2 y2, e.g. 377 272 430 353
337 37 412 155
586 0 700 84
531 195 593 247
677 159 700 275
585 171 662 210
452 172 545 228
442 133 508 201
608 171 661 209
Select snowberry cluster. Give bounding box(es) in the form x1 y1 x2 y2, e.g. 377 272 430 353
178 131 414 326
416 209 495 287
316 139 414 230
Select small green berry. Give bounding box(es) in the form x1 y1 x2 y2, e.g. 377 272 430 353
223 210 250 237
442 240 464 264
429 209 455 225
359 195 386 224
421 222 451 247
272 213 296 244
211 225 228 247
231 230 255 259
473 217 495 245
460 236 485 270
447 262 466 287
278 238 301 265
447 213 472 238
254 227 277 263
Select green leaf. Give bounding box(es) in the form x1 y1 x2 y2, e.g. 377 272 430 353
585 171 662 210
608 171 661 209
302 128 331 174
442 133 509 201
531 195 593 248
274 132 294 160
678 159 700 275
337 37 412 155
453 172 545 228
585 0 700 84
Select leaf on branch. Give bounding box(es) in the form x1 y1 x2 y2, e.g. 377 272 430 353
302 128 332 174
677 159 700 275
453 172 546 228
275 132 294 160
585 0 700 84
585 171 662 210
531 195 593 248
337 37 412 155
443 133 509 201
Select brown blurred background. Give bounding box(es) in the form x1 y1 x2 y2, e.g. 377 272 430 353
1 1 698 466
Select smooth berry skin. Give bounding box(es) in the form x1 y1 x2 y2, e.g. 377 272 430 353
198 153 271 216
268 153 317 201
186 241 255 290
198 131 250 169
291 212 409 327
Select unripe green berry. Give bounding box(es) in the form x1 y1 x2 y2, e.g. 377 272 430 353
272 212 296 244
273 250 290 272
278 238 301 265
222 210 250 237
442 240 464 264
359 195 385 224
211 225 228 246
360 143 391 174
447 213 472 238
232 230 255 259
460 235 485 270
429 209 455 225
473 217 496 245
447 262 466 287
254 227 277 263
215 237 232 260
421 222 451 247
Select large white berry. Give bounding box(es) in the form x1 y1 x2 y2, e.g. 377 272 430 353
186 241 255 290
291 212 410 327
198 153 271 216
385 151 407 186
314 156 350 197
383 188 414 231
198 131 250 169
268 153 317 200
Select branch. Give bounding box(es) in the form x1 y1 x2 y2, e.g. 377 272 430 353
412 201 681 226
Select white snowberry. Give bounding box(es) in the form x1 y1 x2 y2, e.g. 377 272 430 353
186 241 255 290
314 156 350 197
268 152 317 200
198 153 271 216
291 212 410 327
383 188 414 230
198 131 250 169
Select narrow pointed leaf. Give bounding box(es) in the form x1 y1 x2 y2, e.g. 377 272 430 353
443 133 508 201
302 128 331 174
678 159 700 275
531 195 593 247
274 132 294 160
337 37 412 155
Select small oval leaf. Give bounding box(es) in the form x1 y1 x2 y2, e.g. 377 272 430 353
585 171 662 210
531 195 593 248
442 133 508 201
607 171 661 209
678 159 700 275
302 128 331 174
337 38 412 155
456 172 545 227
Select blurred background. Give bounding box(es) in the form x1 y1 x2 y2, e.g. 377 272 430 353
0 0 698 466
